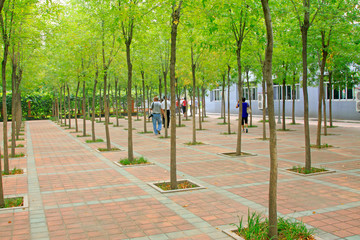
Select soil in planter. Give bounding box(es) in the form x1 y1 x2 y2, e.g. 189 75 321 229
85 139 104 143
97 147 121 152
156 180 198 191
289 166 328 174
184 141 203 145
1 197 23 208
310 144 333 149
221 152 253 157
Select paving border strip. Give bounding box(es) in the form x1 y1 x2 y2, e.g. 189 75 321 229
26 122 50 240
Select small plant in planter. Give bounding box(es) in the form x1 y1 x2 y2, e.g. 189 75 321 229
113 125 124 127
9 144 24 148
1 197 23 209
124 128 136 130
4 153 25 158
2 167 24 176
217 122 228 125
9 138 24 141
248 125 258 128
310 143 333 149
221 132 236 135
119 156 149 166
176 124 186 127
77 134 91 138
196 128 207 131
97 147 121 152
289 165 328 174
228 211 316 240
85 139 104 143
138 131 153 134
159 135 171 139
184 141 204 145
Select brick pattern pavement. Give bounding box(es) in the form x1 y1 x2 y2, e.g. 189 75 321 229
0 115 359 240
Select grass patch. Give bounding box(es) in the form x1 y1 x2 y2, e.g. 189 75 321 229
196 128 207 131
221 132 236 135
119 156 148 165
104 122 113 125
233 210 315 240
289 123 301 125
2 197 23 208
310 143 333 149
248 125 258 128
124 128 136 130
255 137 270 141
77 134 91 137
258 119 269 123
182 119 191 121
217 122 228 125
176 124 186 127
327 125 338 128
289 166 328 174
184 141 204 145
3 153 25 158
113 125 124 127
65 127 75 130
97 147 121 152
156 180 197 191
2 167 24 176
17 133 25 136
218 117 225 119
159 136 171 139
9 138 24 141
134 119 142 121
138 131 153 134
9 144 24 148
85 139 104 143
96 120 105 123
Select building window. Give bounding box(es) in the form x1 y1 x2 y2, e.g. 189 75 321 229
274 84 299 100
243 87 258 100
325 83 354 100
210 89 221 102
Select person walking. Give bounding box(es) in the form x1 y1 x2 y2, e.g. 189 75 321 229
236 97 249 133
161 96 171 128
150 96 162 135
182 97 187 117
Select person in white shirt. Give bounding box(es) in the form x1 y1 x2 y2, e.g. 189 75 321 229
161 96 171 128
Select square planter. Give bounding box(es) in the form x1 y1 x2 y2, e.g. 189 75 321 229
284 168 336 177
148 179 206 193
0 194 28 212
2 168 27 177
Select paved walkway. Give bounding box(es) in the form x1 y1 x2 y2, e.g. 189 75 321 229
0 114 359 240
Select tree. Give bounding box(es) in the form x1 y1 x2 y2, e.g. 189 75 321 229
261 0 278 239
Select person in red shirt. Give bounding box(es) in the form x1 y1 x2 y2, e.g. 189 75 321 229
182 98 187 117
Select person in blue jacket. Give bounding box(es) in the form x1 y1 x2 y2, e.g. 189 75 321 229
236 97 249 133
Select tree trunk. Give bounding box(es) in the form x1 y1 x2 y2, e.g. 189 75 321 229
82 80 86 136
235 45 243 156
323 86 327 135
126 42 134 162
59 86 63 124
11 48 17 157
75 80 80 132
63 85 66 126
191 46 197 143
91 74 98 142
0 147 4 208
135 85 139 121
222 73 226 123
176 78 181 126
184 86 188 120
147 86 150 122
301 17 312 171
159 75 162 99
261 1 278 239
103 70 111 150
170 1 182 189
329 71 333 127
67 84 71 128
15 89 22 139
115 78 119 126
163 70 168 137
197 87 202 130
227 66 231 134
99 86 102 122
141 71 147 132
202 87 206 121
282 69 286 130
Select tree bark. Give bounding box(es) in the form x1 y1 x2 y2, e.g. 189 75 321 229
163 70 168 137
91 71 98 142
246 67 252 127
262 77 267 140
261 1 278 239
227 66 231 133
170 1 182 189
67 84 71 129
115 78 119 127
103 69 111 150
75 80 80 132
158 75 162 99
201 87 205 121
0 147 4 208
63 84 66 126
59 86 63 125
135 85 139 121
176 78 181 126
191 46 197 143
11 47 17 156
197 87 202 130
99 85 102 122
82 80 86 136
126 42 134 162
329 71 333 127
282 65 287 130
292 72 296 124
141 71 147 132
222 73 226 123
